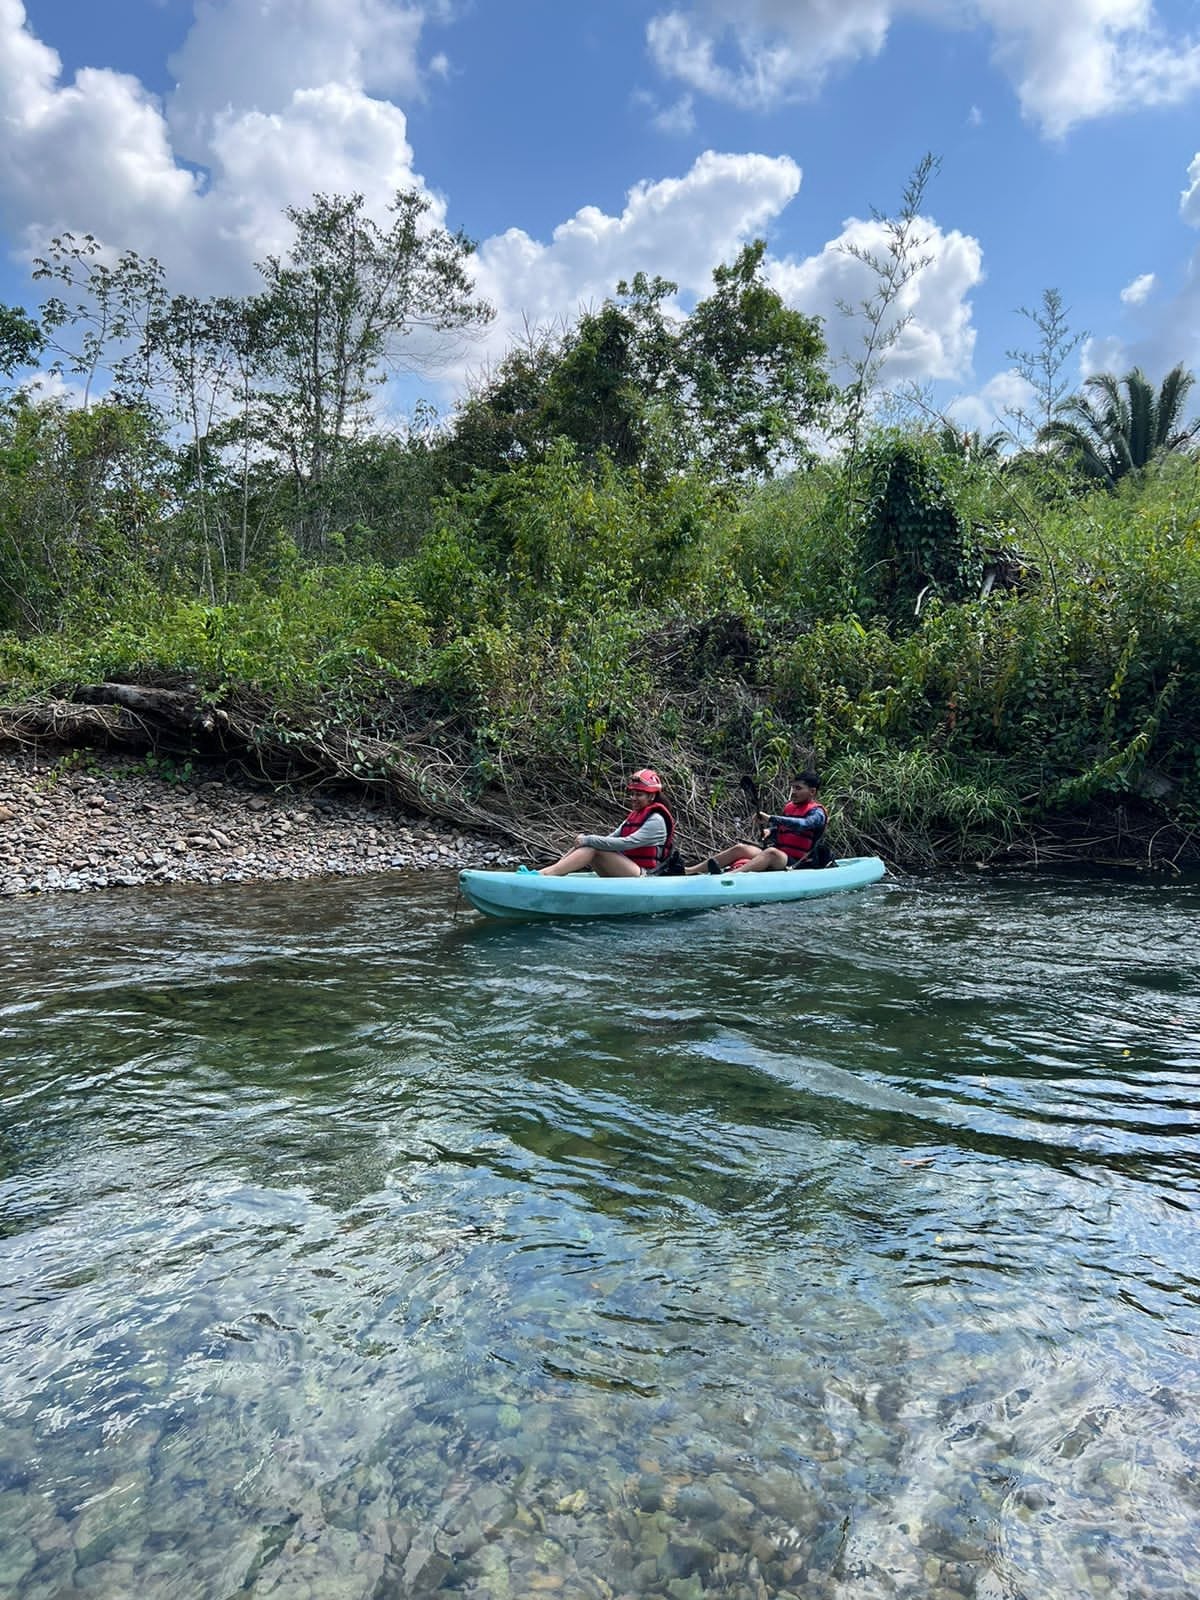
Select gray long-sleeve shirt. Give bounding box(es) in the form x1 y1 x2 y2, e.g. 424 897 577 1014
581 812 668 854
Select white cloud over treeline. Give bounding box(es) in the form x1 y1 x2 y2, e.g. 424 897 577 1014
0 0 435 292
1120 272 1156 305
0 1 985 399
0 0 1195 415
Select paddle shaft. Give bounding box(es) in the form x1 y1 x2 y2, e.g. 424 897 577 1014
739 774 768 847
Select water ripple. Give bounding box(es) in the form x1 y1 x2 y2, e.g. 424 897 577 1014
1 871 1199 1598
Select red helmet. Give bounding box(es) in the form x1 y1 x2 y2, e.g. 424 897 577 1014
626 768 663 793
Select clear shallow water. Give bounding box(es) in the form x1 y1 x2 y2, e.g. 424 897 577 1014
1 871 1198 1600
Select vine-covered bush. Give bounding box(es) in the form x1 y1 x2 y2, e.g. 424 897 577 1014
856 434 982 624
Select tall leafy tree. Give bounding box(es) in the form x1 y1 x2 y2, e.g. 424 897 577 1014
446 329 568 480
146 293 275 592
677 240 831 477
254 188 493 540
447 243 830 484
1039 365 1198 486
536 274 688 474
33 233 167 407
0 399 168 629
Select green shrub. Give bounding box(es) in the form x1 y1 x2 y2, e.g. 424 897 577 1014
856 433 982 623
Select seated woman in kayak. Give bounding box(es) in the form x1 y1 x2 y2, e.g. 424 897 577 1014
686 772 827 874
535 769 674 877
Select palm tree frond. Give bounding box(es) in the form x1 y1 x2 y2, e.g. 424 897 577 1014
1039 362 1197 487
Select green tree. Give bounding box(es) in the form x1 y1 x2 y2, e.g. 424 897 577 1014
146 292 276 593
443 294 666 481
0 397 167 629
540 300 652 469
0 304 44 379
1039 365 1198 487
33 233 167 407
254 188 493 544
447 244 830 485
676 241 830 477
447 328 567 480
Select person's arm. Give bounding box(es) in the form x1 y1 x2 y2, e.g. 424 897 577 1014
581 814 668 853
763 806 827 834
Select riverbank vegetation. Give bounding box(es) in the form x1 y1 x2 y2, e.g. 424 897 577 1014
2 176 1199 869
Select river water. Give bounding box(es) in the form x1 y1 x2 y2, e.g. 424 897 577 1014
1 870 1198 1600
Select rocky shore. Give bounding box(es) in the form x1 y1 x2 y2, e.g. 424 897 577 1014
0 747 518 897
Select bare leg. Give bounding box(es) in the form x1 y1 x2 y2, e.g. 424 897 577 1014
539 846 597 877
539 847 642 878
730 846 789 872
685 842 759 875
593 852 642 878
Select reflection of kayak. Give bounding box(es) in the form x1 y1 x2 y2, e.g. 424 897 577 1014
458 856 886 921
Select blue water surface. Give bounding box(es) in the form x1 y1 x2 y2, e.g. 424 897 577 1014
1 870 1198 1598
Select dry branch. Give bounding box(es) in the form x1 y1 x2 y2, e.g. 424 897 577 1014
2 684 1194 872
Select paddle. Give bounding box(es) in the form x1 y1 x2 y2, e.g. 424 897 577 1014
739 773 765 845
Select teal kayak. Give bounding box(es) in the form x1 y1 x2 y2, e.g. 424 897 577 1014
458 856 886 920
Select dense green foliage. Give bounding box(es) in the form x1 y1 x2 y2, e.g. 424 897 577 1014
446 243 830 486
3 187 1200 864
0 304 44 377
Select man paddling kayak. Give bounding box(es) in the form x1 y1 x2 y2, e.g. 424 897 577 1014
533 769 675 877
685 772 828 874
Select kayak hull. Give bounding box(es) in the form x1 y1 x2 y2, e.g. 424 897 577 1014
458 856 886 921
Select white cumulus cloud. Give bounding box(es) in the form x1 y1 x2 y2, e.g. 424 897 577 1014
653 95 698 136
166 0 428 162
1120 271 1156 304
0 3 990 409
766 213 984 386
944 368 1036 436
1106 153 1200 382
459 155 990 407
646 1 1200 135
0 0 437 294
469 151 803 371
1081 332 1127 375
647 3 891 108
0 0 199 252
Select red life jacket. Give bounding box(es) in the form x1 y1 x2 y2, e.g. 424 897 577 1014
619 802 675 872
772 800 826 862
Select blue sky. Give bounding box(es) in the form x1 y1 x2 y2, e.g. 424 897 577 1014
3 0 1200 433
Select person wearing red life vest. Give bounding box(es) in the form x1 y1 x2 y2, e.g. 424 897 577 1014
534 769 675 877
685 772 828 875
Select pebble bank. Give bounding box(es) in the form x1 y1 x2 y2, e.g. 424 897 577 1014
0 748 517 897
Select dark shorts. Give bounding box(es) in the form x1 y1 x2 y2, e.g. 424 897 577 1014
788 848 834 870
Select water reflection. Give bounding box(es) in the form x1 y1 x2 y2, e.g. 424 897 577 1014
1 871 1198 1597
